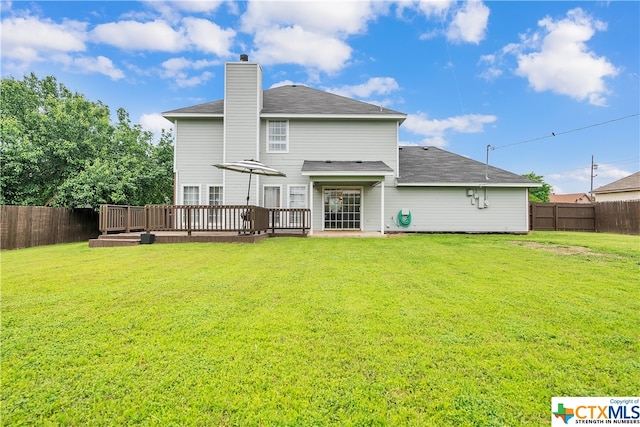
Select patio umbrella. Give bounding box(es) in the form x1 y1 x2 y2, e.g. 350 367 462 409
213 160 286 235
213 159 286 207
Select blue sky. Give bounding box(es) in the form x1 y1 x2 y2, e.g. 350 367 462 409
2 0 638 194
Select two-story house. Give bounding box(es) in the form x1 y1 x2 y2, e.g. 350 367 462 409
163 55 538 234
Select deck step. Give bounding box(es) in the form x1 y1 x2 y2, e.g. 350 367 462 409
89 238 140 248
97 233 144 240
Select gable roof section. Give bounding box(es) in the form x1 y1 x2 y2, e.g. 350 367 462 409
398 146 539 187
262 85 404 118
163 85 406 121
593 171 640 194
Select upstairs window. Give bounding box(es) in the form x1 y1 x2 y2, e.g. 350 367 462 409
267 120 288 153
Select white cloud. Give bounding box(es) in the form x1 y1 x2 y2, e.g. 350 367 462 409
416 0 455 18
168 1 224 13
403 112 497 146
446 0 490 44
90 17 235 58
160 57 216 87
325 77 400 99
182 17 235 56
252 26 352 73
139 113 174 135
91 20 187 52
547 163 633 194
1 15 87 65
241 1 385 74
515 8 619 106
73 56 125 80
241 1 379 35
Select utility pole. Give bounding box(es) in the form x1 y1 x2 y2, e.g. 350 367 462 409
485 144 494 181
590 155 598 200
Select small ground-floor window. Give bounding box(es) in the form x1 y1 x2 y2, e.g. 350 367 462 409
208 185 223 226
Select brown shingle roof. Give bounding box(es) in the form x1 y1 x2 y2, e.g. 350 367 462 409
302 160 393 174
549 193 592 203
593 172 640 194
398 146 539 186
163 85 406 119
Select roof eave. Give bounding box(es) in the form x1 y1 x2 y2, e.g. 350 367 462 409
302 171 394 177
593 188 640 194
162 113 224 121
261 113 407 123
396 182 542 188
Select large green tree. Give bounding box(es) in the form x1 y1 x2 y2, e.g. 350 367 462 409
523 172 552 202
1 74 173 208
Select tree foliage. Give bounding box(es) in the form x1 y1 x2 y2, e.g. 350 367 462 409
1 74 173 208
523 172 551 202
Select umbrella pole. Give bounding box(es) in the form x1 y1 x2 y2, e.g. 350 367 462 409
243 173 252 235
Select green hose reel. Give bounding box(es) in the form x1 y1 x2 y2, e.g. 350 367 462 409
396 209 412 228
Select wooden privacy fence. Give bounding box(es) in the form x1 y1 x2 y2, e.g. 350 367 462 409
529 203 596 232
1 206 99 250
595 200 640 235
100 204 310 236
530 201 639 235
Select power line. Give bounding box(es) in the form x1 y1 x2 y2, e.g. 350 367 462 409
484 112 639 181
491 113 639 151
544 158 640 175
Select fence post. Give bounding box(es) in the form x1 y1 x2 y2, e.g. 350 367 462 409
101 205 107 235
187 206 191 236
530 203 535 231
553 204 558 231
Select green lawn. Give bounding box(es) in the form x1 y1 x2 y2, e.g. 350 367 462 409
2 232 638 426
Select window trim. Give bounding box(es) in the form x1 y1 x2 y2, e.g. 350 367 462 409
266 120 289 153
207 184 223 206
288 184 307 208
181 184 201 205
263 185 282 208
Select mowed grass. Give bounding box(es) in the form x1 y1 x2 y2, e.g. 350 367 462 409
2 232 638 426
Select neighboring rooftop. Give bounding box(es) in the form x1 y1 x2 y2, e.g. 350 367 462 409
397 146 539 186
593 171 640 194
549 193 592 203
163 85 406 119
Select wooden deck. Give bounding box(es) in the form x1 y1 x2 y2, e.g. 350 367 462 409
91 231 268 247
88 230 392 247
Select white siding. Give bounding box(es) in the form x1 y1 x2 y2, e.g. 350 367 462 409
174 119 223 204
224 62 262 205
595 191 640 202
261 119 398 175
259 119 399 209
362 185 382 232
385 186 530 233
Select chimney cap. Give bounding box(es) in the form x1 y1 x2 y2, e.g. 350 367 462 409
240 54 249 62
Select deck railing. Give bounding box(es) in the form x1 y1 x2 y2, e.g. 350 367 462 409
145 205 269 235
99 204 309 236
268 208 310 234
99 205 145 234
